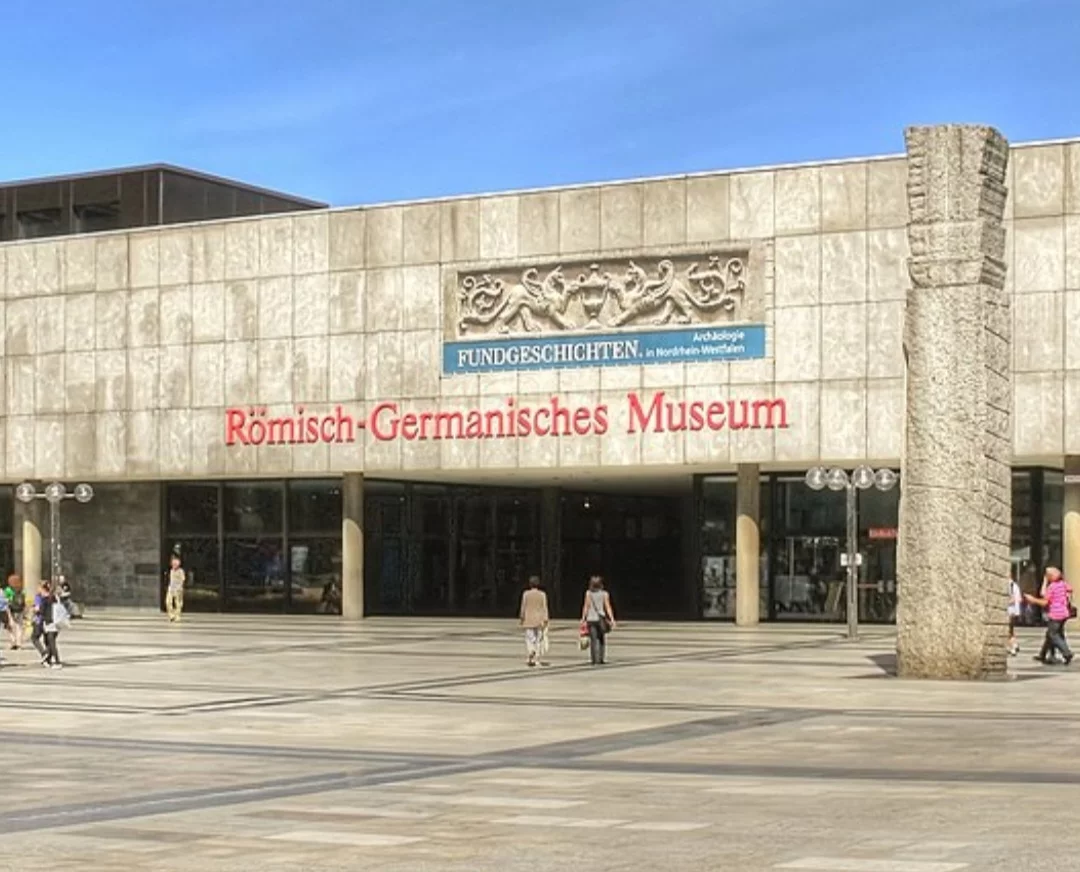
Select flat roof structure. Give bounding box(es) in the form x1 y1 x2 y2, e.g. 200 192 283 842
0 164 324 242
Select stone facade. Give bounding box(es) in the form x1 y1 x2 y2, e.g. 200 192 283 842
1 139 1078 482
897 125 1011 679
0 160 920 480
3 131 1080 636
57 482 161 608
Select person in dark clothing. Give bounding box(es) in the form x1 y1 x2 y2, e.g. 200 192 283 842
32 581 62 668
30 582 47 662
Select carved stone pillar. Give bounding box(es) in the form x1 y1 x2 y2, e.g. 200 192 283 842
897 124 1010 679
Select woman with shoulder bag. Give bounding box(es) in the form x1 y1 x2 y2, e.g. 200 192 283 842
581 575 616 666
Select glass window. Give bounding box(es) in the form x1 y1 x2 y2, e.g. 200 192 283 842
496 495 534 538
858 482 900 624
224 537 285 612
770 477 845 621
166 484 219 535
413 538 450 613
0 485 13 534
365 495 406 613
17 208 63 239
1012 470 1036 595
415 489 449 537
700 477 736 619
162 172 209 224
289 538 341 614
73 202 121 234
288 480 341 534
1042 470 1063 570
224 482 283 534
166 536 220 612
460 495 492 538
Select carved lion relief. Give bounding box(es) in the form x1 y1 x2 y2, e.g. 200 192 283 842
449 249 759 338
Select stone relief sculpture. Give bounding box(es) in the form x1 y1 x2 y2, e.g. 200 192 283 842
455 252 749 337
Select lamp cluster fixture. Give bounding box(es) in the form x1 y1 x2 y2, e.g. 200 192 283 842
804 466 898 493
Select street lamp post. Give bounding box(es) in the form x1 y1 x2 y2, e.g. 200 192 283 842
805 466 898 640
15 481 94 585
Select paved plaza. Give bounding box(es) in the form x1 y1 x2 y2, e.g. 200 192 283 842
0 615 1075 870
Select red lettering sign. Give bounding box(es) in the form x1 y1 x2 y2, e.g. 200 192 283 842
223 392 788 447
868 527 898 540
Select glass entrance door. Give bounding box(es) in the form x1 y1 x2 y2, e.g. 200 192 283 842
559 492 688 619
773 535 845 620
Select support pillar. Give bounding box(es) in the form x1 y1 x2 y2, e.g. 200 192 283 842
1064 458 1080 586
897 124 1010 679
341 473 364 620
18 500 42 600
736 464 760 627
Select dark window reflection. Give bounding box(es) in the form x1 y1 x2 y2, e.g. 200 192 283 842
166 536 221 611
770 477 845 621
224 483 283 534
0 486 13 534
224 537 285 612
167 484 219 534
289 538 341 614
365 494 406 613
1043 470 1063 569
559 492 683 620
857 482 899 624
700 477 736 619
1012 470 1036 595
288 480 341 534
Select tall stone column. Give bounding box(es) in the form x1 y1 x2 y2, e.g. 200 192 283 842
736 464 760 626
897 124 1010 679
1064 458 1080 586
17 500 43 598
341 473 364 621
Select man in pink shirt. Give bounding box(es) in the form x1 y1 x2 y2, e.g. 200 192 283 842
1025 567 1074 666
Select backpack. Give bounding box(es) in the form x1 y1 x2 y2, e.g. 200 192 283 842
11 590 25 612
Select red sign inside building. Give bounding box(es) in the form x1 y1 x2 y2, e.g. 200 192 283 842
868 527 898 540
223 390 789 446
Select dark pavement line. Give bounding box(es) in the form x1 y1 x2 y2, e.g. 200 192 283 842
152 636 849 717
539 757 1080 786
506 709 825 761
0 730 463 766
5 759 486 835
0 707 822 833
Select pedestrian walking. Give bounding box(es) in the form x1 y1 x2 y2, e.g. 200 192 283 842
1027 566 1074 666
519 575 549 668
32 581 63 668
57 576 79 620
5 574 25 649
165 555 185 623
580 575 616 666
1007 576 1023 656
0 586 12 663
30 582 47 662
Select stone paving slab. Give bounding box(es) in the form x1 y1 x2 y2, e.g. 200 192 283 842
0 616 1071 870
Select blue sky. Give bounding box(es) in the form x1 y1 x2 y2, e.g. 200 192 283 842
3 0 1079 206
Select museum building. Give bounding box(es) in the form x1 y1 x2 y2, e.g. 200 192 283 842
0 136 1075 623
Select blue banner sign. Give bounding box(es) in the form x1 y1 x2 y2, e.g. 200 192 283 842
443 325 766 374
